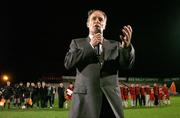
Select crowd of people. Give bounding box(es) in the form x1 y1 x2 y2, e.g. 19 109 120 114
0 81 74 110
120 83 170 108
0 81 171 110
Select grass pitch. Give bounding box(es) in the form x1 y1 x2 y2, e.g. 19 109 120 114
0 96 180 118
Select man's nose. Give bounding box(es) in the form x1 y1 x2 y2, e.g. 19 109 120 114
95 18 100 23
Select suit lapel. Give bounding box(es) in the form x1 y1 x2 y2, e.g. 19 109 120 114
85 37 113 66
103 39 111 60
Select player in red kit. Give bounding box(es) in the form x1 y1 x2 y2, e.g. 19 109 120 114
150 88 155 107
158 87 164 106
123 86 129 108
145 84 151 107
65 82 74 109
162 83 170 105
129 84 136 107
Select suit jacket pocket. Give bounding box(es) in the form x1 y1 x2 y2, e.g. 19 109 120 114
73 86 87 94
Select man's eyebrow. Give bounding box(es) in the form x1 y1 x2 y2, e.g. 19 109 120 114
92 16 103 19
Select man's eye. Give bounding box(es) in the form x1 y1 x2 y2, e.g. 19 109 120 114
92 17 103 22
98 18 103 21
92 17 96 20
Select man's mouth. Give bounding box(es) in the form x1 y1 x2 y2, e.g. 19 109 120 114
94 24 101 28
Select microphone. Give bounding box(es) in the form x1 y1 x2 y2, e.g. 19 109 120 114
97 43 100 56
95 27 101 56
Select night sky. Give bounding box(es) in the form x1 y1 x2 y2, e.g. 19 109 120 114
1 0 180 82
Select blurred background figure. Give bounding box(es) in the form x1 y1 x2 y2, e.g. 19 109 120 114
58 83 65 108
65 82 74 109
3 81 13 109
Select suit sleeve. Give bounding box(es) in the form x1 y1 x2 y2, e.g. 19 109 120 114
64 39 96 70
118 43 135 69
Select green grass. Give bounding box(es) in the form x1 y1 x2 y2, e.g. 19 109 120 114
0 96 180 118
124 96 180 118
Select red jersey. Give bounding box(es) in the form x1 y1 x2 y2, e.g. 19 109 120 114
162 86 169 99
120 86 124 100
123 87 129 100
150 90 155 101
129 87 136 100
159 88 164 100
66 86 74 100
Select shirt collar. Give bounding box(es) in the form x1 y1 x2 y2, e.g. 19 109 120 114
89 34 93 41
88 34 104 44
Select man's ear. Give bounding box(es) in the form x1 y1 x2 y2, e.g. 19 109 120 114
103 24 106 30
86 21 89 28
103 20 107 30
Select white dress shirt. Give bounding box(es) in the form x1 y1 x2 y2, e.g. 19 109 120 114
89 34 103 55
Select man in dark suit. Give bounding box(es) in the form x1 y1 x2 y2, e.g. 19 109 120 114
64 9 135 118
58 83 65 108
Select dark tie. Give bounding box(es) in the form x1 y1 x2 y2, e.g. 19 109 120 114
95 44 103 56
95 44 104 65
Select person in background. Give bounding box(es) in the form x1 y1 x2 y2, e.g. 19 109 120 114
129 84 136 107
24 82 31 108
30 82 36 108
162 83 170 105
158 86 164 106
145 84 151 107
65 82 74 109
153 83 159 106
140 84 146 106
123 86 129 108
150 88 155 107
46 84 53 108
36 82 41 108
135 84 141 106
52 85 56 107
40 81 47 108
13 83 21 108
66 82 74 101
3 81 13 109
58 83 65 108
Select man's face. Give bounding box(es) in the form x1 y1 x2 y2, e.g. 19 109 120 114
7 81 10 86
31 83 35 87
70 84 73 88
20 83 23 86
27 82 30 87
42 82 45 87
87 11 106 35
37 82 41 87
60 83 63 87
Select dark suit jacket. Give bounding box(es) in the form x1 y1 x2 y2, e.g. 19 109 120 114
64 37 135 118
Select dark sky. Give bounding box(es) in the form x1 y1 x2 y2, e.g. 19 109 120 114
1 0 180 82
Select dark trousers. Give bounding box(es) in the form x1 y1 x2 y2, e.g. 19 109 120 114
100 94 116 118
47 96 52 107
154 94 159 105
136 94 141 106
141 95 145 106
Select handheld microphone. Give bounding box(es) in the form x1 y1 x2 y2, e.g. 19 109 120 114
95 28 101 56
97 43 100 56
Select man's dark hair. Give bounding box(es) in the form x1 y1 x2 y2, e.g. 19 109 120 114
87 9 107 22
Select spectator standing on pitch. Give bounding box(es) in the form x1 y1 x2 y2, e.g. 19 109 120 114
58 83 65 108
